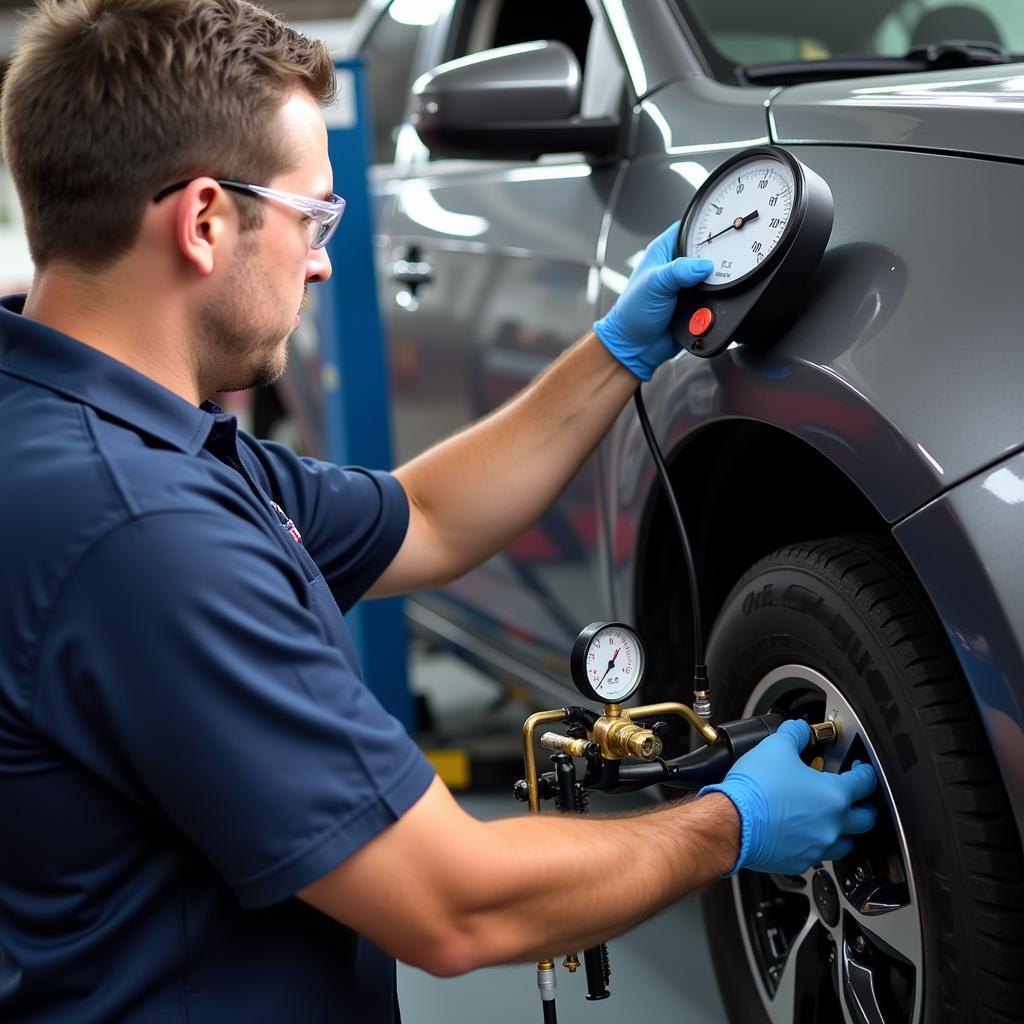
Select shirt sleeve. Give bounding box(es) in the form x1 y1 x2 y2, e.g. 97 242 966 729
237 435 409 612
33 510 435 909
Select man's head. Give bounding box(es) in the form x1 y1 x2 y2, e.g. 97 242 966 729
1 0 338 396
1 0 336 269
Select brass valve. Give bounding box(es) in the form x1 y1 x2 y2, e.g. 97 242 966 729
811 720 839 744
591 704 663 761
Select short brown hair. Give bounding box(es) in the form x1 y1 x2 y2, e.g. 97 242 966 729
0 0 335 269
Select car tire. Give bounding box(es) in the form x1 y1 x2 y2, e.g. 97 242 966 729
700 535 1024 1024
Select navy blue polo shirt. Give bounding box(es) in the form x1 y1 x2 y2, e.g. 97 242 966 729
0 296 436 1022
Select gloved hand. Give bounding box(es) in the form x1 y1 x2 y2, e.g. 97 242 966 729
700 719 878 876
593 221 714 381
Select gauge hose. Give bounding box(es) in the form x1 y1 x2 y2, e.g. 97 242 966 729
632 388 708 702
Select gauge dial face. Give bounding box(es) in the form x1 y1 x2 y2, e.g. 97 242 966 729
583 624 644 703
683 155 796 288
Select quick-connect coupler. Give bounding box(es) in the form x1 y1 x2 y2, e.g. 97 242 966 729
540 732 600 759
537 960 556 997
693 664 713 722
693 690 713 722
536 959 557 1018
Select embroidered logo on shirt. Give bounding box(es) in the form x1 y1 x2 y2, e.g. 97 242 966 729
269 501 302 543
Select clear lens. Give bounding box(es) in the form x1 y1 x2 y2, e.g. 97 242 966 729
309 198 345 249
307 219 326 248
314 219 335 249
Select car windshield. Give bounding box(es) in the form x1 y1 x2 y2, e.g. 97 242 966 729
674 0 1024 77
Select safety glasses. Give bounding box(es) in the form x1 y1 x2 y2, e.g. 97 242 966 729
153 178 346 249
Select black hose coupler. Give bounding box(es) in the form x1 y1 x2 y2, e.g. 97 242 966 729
717 713 784 761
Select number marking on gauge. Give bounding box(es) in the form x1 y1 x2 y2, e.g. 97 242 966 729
685 158 795 286
583 625 643 702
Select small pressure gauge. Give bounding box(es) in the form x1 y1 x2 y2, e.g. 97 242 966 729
570 622 645 704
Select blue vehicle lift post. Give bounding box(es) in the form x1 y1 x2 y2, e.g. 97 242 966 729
317 57 413 732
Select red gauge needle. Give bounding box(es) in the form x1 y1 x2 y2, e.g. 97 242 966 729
597 648 621 687
700 209 760 246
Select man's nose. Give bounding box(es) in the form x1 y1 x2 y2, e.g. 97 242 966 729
306 245 332 284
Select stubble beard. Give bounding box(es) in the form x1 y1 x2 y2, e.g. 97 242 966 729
199 232 295 395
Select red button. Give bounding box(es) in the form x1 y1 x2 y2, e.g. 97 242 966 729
688 307 715 337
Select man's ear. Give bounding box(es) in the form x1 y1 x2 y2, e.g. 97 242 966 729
173 178 236 276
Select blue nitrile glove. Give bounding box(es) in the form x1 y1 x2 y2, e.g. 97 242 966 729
699 719 878 876
593 221 714 381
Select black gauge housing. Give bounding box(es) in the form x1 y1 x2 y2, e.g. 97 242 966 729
669 145 833 358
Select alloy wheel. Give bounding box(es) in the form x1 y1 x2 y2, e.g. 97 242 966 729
733 664 923 1024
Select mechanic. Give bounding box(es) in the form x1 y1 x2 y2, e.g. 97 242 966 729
0 1 877 1021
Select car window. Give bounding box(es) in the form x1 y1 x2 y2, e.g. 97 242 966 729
874 0 1024 54
451 0 593 72
674 0 1024 76
361 1 443 166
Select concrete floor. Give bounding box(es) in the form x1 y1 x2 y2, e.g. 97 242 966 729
399 648 730 1024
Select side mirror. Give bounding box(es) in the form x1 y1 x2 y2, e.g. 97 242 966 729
410 40 621 160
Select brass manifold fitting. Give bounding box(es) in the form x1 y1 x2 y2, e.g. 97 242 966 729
522 701 722 814
524 699 725 987
593 703 662 761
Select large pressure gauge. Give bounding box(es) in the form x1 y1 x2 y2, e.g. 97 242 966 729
670 145 833 358
682 153 796 287
570 622 645 704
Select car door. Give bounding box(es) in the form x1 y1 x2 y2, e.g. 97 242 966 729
371 0 630 684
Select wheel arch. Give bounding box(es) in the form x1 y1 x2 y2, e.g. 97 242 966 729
630 419 1024 849
632 419 885 703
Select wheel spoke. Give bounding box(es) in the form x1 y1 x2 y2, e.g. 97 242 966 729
763 915 821 1024
847 879 908 916
839 939 888 1024
852 898 921 966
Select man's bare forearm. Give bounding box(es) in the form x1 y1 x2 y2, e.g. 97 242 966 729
448 792 740 971
301 779 740 976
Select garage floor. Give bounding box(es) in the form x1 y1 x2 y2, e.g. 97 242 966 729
399 648 730 1024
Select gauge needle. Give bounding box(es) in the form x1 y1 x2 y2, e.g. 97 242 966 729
700 209 760 246
597 648 621 687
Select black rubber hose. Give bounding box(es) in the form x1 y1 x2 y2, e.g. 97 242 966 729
542 998 558 1024
633 388 705 671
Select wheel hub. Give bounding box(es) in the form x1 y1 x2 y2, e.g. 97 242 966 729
812 869 840 927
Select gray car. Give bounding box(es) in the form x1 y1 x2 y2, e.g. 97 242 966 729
345 2 1024 1021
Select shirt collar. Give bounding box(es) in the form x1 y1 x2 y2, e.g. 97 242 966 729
0 294 221 454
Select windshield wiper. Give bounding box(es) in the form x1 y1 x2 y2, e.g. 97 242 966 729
743 40 1019 86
